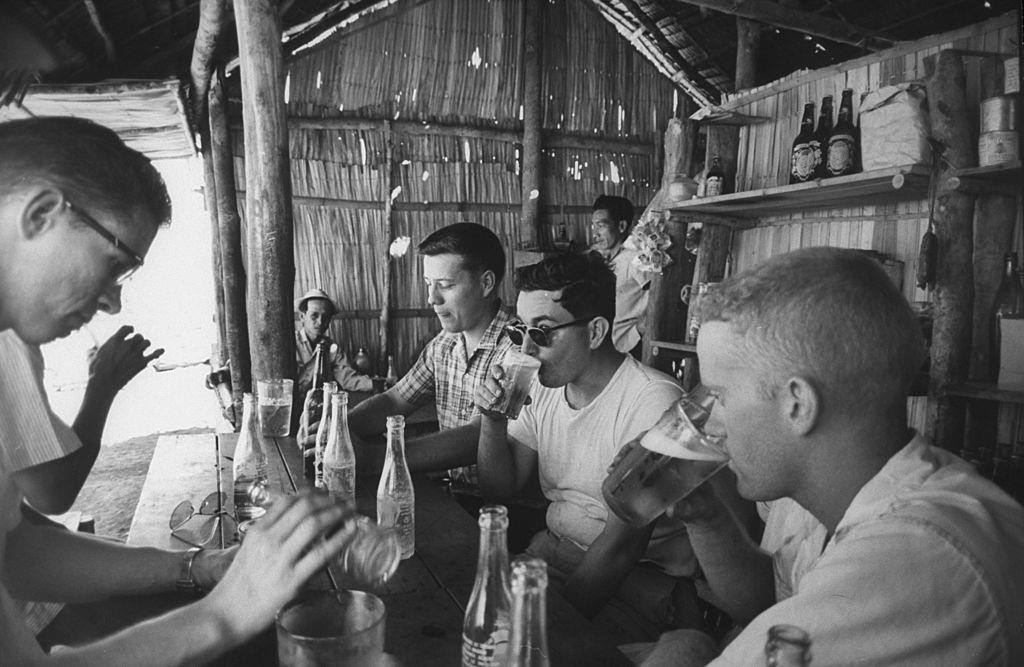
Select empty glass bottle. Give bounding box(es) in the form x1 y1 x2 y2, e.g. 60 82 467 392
507 557 550 667
385 355 399 388
312 381 336 487
233 393 270 522
462 505 512 667
765 624 812 666
323 391 357 505
377 415 415 558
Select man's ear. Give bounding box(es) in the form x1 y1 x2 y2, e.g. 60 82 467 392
479 269 497 297
782 376 820 436
617 220 630 237
588 316 610 349
21 189 64 239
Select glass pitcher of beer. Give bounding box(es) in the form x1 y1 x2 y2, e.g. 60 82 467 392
602 385 728 527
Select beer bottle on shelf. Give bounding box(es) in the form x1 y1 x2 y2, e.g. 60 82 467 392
461 505 512 667
323 391 356 505
704 155 726 196
377 415 415 558
812 96 833 179
825 89 859 177
312 381 336 487
507 557 550 667
234 393 270 522
385 354 399 388
765 624 812 666
790 102 818 183
989 252 1024 380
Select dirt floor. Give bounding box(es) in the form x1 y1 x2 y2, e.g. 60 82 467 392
70 428 213 541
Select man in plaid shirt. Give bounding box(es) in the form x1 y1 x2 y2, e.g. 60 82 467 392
348 223 515 489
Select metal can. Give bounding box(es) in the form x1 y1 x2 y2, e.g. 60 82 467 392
979 131 1019 167
980 95 1017 133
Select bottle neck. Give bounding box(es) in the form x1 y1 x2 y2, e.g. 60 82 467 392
386 424 407 463
1005 255 1018 277
509 581 549 665
475 523 511 588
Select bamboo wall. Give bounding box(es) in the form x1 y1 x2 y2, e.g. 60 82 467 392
231 0 682 373
717 12 1020 437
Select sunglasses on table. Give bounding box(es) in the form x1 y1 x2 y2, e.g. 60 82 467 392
503 318 591 348
169 491 237 549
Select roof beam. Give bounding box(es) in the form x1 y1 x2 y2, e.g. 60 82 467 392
665 0 895 50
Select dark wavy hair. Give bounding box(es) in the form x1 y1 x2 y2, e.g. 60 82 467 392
593 195 634 229
514 250 616 324
0 116 171 228
418 222 506 288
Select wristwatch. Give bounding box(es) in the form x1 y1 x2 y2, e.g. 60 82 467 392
176 547 203 594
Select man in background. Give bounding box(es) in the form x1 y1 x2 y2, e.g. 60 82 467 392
294 287 372 396
590 195 650 359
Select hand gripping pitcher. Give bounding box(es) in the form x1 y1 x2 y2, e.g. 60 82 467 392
602 384 728 527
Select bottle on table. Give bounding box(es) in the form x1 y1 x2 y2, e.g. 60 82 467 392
313 381 336 488
989 252 1024 380
377 414 415 558
354 347 373 375
825 89 859 177
297 340 329 456
385 354 399 389
790 102 819 184
507 556 550 667
704 155 727 196
812 96 833 179
765 624 812 666
323 391 357 505
462 505 512 667
234 393 270 522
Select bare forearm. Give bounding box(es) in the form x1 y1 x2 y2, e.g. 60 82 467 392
405 422 479 473
685 512 774 623
563 525 651 618
476 416 517 499
348 391 406 438
4 522 180 602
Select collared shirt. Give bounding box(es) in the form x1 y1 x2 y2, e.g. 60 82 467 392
712 433 1024 666
394 305 515 485
295 329 373 394
0 330 82 636
607 246 650 353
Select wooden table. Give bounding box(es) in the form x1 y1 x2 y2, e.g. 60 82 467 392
129 432 628 665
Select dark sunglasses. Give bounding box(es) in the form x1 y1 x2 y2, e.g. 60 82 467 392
503 318 591 347
169 491 236 548
64 199 145 284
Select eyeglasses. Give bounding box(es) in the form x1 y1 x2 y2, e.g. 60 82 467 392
503 318 591 348
64 200 145 284
169 491 237 549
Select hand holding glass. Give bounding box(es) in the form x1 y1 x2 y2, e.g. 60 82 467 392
492 349 540 420
602 385 728 527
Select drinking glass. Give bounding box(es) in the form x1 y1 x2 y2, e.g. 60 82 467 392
494 349 541 420
277 590 386 666
257 378 294 437
602 385 728 527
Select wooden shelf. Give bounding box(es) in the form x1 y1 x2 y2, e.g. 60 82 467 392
946 160 1022 195
667 165 930 223
946 381 1024 405
651 340 697 356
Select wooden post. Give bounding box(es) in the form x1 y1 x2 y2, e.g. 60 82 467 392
643 118 697 369
209 70 252 422
379 122 394 372
926 51 977 452
201 141 228 368
233 0 296 384
520 0 542 248
734 19 762 92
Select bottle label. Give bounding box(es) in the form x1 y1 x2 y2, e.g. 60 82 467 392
705 176 723 197
790 142 817 181
462 629 509 667
827 134 856 175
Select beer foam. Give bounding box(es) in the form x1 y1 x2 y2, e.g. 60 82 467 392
641 428 728 461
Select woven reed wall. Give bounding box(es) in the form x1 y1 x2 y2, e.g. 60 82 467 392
232 0 681 372
727 11 1018 305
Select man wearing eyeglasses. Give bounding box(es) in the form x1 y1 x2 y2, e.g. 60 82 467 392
473 252 714 645
0 117 355 663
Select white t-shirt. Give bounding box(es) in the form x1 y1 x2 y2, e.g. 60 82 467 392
712 434 1024 666
508 355 694 576
608 247 650 353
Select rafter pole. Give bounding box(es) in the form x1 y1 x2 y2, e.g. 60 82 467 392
520 0 543 248
189 0 227 124
667 0 894 51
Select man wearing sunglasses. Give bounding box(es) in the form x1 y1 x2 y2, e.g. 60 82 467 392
474 252 708 645
0 117 356 664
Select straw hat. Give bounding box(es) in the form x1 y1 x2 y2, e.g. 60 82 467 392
295 288 338 315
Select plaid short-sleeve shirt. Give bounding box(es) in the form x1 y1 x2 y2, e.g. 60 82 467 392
393 305 515 485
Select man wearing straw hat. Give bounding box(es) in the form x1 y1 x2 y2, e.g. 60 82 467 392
0 116 356 663
294 287 373 396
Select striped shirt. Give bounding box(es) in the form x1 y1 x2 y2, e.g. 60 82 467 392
0 329 82 634
394 305 515 485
